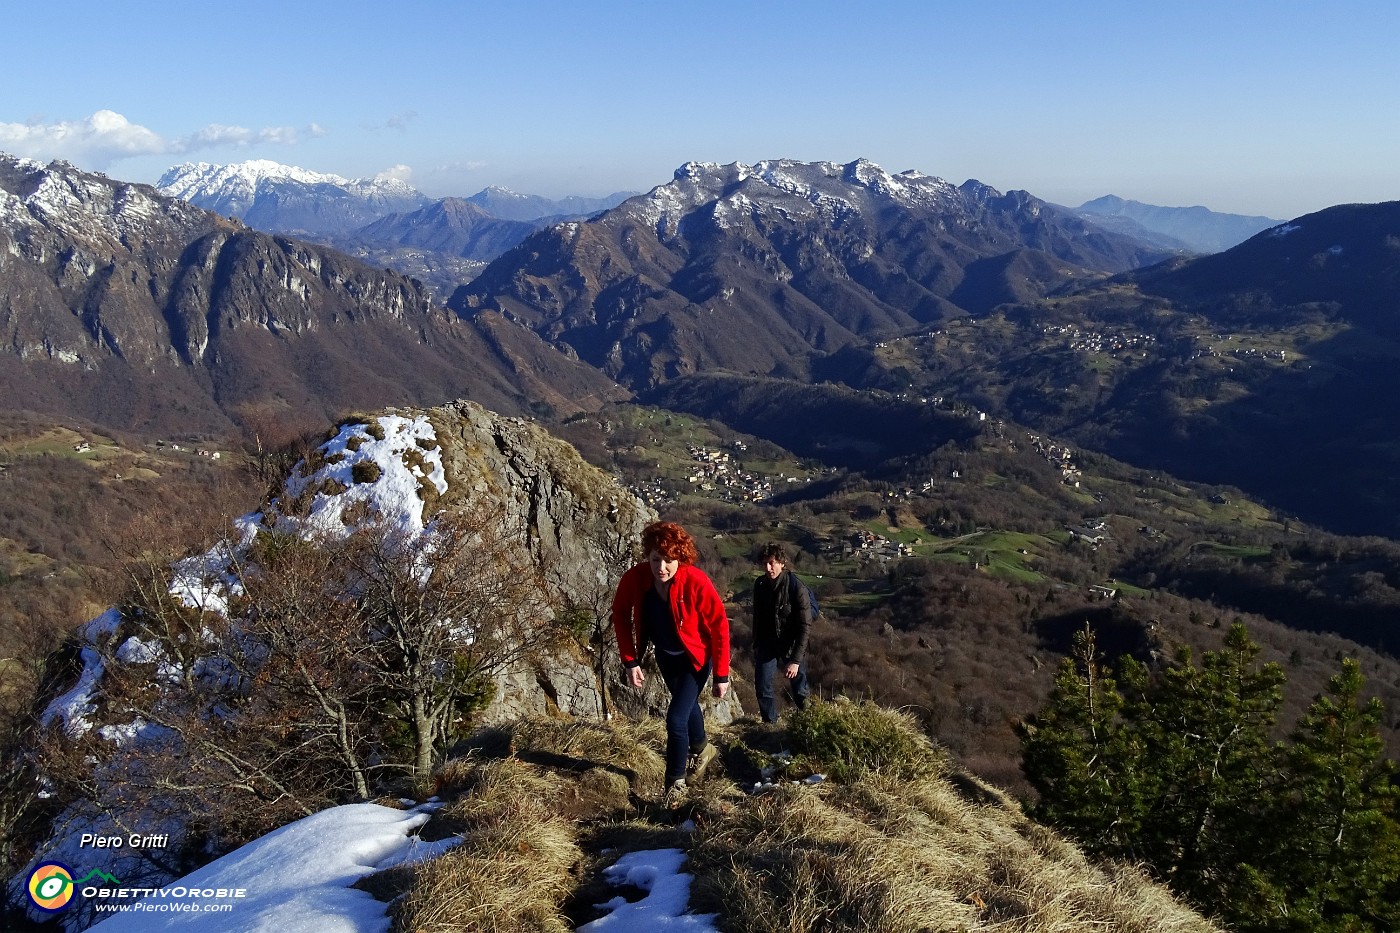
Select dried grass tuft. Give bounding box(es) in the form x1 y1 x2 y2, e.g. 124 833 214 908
507 716 667 796
394 756 579 933
689 727 1223 933
394 807 579 933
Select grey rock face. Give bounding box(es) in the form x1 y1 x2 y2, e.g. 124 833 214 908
423 400 742 724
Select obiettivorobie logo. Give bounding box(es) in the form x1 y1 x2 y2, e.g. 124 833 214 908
26 862 250 917
26 863 120 912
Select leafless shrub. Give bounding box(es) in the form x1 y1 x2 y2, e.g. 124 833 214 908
38 501 570 852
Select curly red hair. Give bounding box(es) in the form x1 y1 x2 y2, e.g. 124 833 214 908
641 521 699 565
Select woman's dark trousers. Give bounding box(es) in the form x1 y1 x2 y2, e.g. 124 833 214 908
655 651 710 785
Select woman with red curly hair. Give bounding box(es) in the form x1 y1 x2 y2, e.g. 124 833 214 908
612 521 730 799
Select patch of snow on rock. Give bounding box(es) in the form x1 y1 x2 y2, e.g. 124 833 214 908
274 414 447 540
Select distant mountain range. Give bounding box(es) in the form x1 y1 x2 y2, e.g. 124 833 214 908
1073 194 1282 254
157 160 432 237
156 160 636 296
0 154 623 435
14 148 1400 537
452 158 1174 388
465 185 637 222
352 198 540 259
159 160 636 233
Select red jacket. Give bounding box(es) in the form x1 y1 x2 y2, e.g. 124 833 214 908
611 562 730 681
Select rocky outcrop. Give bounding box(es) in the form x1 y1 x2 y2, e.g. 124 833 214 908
42 398 740 748
415 399 743 724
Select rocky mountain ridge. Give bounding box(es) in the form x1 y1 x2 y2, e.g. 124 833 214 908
451 157 1175 388
0 153 624 434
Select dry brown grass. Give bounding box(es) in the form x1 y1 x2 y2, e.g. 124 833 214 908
393 757 580 933
687 766 1223 933
381 712 1221 933
506 716 668 798
393 811 578 933
384 719 672 932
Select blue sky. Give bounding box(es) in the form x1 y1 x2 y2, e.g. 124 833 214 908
4 0 1397 219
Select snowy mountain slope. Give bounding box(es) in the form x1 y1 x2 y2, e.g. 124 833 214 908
157 159 431 236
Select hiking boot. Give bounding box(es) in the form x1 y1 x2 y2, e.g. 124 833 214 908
662 779 689 808
687 743 718 781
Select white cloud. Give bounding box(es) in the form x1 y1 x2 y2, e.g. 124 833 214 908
173 122 310 151
0 110 164 165
375 164 414 183
0 110 324 169
385 111 418 132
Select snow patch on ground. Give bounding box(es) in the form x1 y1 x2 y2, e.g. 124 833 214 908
88 803 457 933
578 848 718 932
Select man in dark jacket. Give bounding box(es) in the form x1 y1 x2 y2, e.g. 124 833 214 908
751 543 812 723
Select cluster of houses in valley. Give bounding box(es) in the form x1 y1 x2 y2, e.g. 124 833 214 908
1026 433 1083 487
1042 324 1156 355
872 329 944 351
843 528 915 561
627 441 810 509
682 443 805 503
816 528 915 562
629 477 674 510
154 440 222 459
1191 334 1289 363
1066 517 1110 548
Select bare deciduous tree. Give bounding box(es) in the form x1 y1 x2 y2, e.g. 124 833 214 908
39 501 569 851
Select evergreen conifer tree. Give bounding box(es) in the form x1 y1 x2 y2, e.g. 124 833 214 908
1021 624 1139 857
1259 658 1400 932
1117 624 1286 911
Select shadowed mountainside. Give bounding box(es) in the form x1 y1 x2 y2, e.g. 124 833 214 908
0 154 624 436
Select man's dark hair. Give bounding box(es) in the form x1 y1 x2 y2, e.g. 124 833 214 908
758 542 788 564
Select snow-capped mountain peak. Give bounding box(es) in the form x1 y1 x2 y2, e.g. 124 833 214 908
158 159 352 201
156 159 430 236
636 157 962 235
